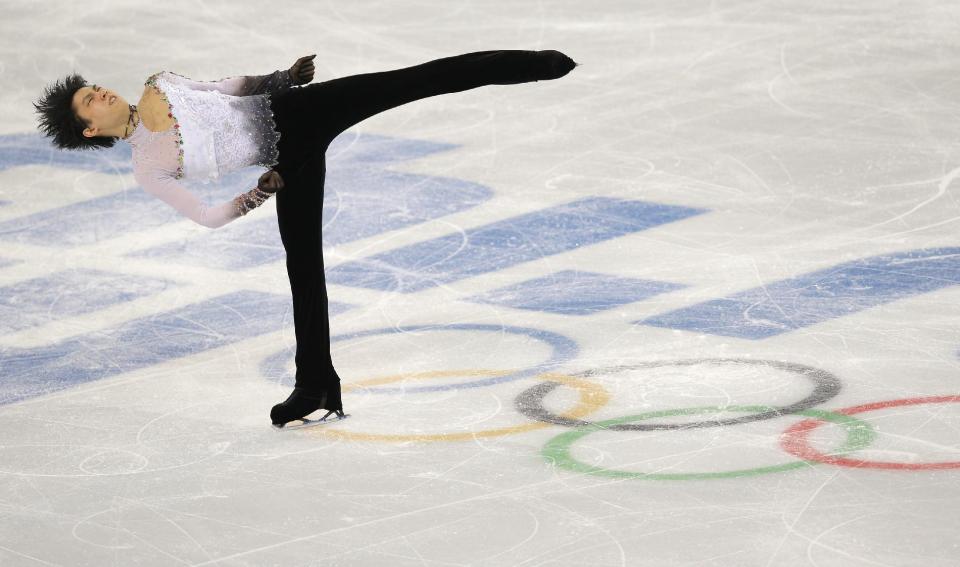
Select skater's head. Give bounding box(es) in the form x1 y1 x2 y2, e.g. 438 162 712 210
34 74 129 151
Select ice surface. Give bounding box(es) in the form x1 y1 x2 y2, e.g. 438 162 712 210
2 0 960 565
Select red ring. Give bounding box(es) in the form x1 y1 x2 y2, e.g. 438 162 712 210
781 396 960 470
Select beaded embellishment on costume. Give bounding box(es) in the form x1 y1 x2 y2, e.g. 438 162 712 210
145 72 186 178
234 187 273 216
144 71 283 183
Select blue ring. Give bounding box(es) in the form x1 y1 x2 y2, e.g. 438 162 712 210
260 323 578 393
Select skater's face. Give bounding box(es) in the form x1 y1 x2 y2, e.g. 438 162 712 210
72 84 129 138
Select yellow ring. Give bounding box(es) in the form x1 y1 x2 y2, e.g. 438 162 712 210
312 369 609 442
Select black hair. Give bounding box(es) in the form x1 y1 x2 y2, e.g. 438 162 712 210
33 73 117 151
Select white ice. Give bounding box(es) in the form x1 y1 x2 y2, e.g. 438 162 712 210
1 1 960 565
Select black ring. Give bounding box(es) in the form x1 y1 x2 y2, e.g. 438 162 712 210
515 358 841 431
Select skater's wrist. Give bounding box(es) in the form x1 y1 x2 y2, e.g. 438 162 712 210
233 186 274 217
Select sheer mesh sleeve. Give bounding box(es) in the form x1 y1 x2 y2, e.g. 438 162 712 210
134 164 240 228
161 69 294 97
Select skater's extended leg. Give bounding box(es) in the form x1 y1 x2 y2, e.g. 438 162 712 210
305 50 576 144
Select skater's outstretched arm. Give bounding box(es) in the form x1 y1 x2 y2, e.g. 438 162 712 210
158 54 317 97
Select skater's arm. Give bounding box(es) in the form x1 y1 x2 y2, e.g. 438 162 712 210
134 168 240 228
162 55 316 97
134 167 276 228
162 70 295 97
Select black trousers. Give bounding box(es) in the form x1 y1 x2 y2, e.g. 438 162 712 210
267 50 574 410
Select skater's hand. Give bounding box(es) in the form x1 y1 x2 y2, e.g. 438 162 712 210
288 54 316 85
258 170 285 193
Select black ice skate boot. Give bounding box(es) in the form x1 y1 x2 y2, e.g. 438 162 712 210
270 387 345 429
532 50 578 81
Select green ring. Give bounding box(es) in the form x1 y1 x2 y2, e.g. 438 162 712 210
542 405 875 480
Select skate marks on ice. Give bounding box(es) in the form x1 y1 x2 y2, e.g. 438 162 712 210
542 406 876 481
641 248 960 339
467 269 685 316
516 359 842 431
0 132 134 176
326 197 707 293
540 393 960 480
0 432 233 478
0 293 355 406
0 291 315 406
0 268 173 334
526 363 958 479
285 354 960 480
781 395 960 471
292 370 608 443
260 323 579 393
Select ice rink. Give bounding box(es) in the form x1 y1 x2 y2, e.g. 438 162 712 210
2 0 960 565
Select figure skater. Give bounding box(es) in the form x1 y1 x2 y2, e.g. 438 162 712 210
33 50 578 428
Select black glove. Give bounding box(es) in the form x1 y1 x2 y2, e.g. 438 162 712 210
288 54 317 86
258 170 285 193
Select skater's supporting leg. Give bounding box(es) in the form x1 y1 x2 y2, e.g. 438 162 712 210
273 149 342 408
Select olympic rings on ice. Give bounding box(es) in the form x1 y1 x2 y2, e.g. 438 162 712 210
517 359 841 431
311 369 608 443
260 332 960 477
781 396 960 470
260 323 578 394
542 405 875 480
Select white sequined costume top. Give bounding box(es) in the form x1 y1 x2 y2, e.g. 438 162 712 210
126 69 293 228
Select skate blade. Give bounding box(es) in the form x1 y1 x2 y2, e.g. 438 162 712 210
272 413 350 431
